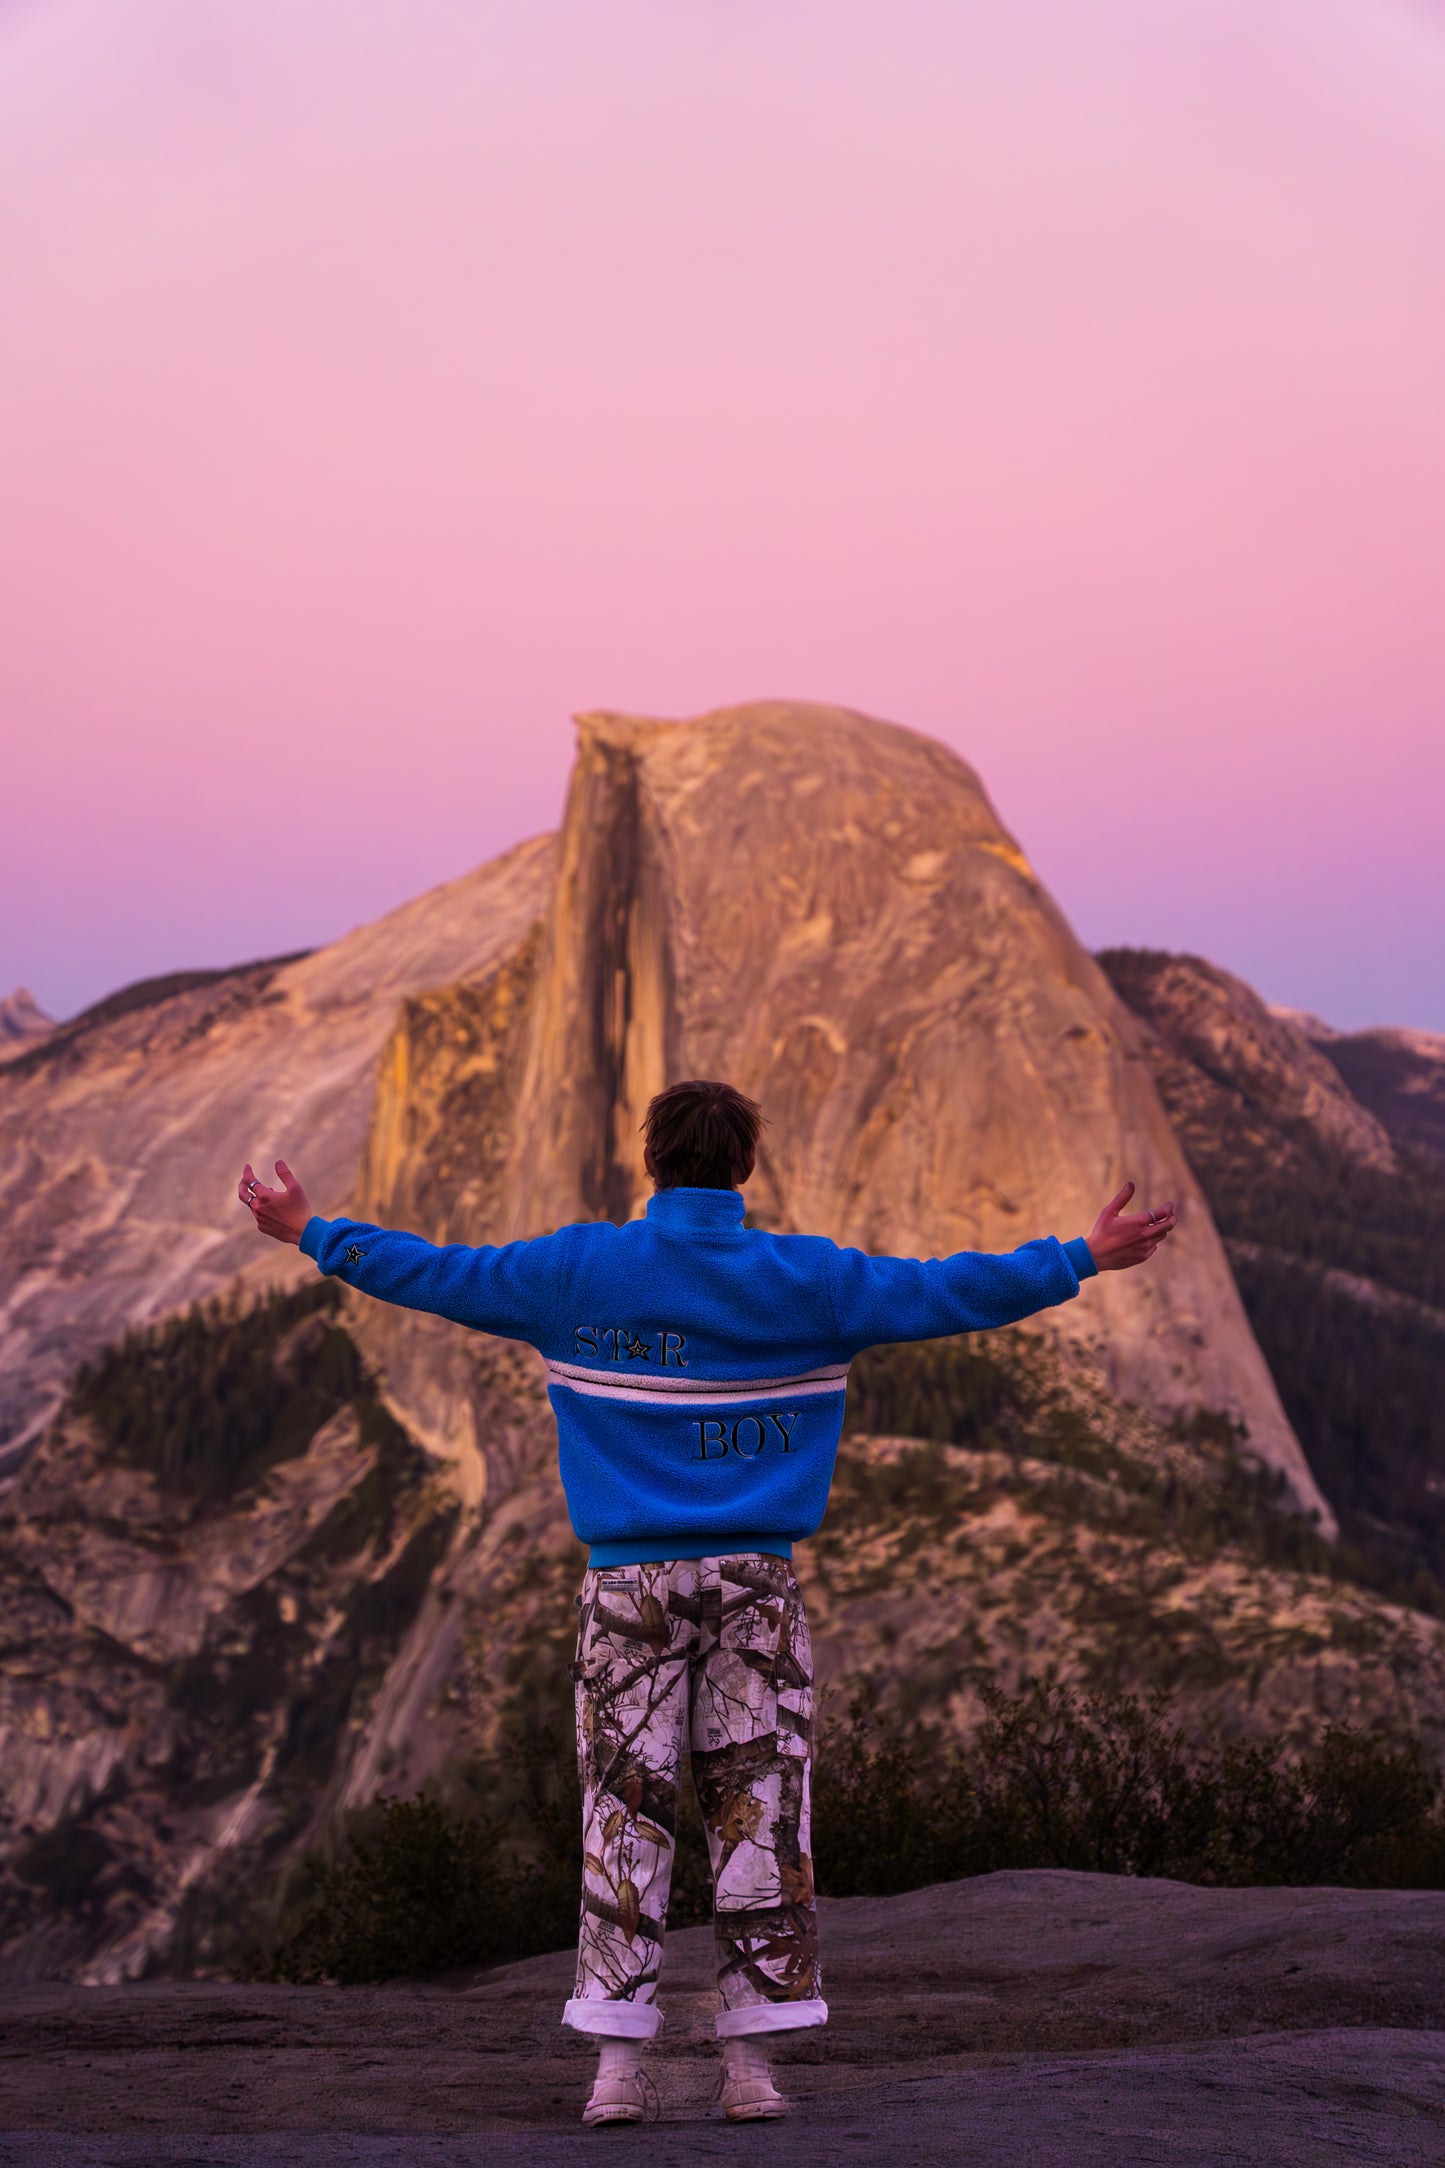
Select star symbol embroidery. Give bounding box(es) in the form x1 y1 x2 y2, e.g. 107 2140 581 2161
345 1245 363 1265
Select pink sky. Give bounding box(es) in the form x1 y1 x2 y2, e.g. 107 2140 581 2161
3 0 1443 1030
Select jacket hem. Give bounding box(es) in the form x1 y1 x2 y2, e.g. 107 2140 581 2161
586 1534 795 1569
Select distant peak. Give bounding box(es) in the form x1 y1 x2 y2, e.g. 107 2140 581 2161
0 988 52 1045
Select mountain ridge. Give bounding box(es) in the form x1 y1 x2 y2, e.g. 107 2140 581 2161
1100 946 1445 1606
0 833 556 1465
8 699 1441 1983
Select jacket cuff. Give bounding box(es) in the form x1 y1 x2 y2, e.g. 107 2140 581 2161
299 1215 329 1263
1063 1235 1098 1282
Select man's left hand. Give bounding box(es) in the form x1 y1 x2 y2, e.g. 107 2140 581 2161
1086 1183 1177 1272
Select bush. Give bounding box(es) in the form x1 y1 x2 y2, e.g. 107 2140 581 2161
815 1684 1445 1895
255 1720 715 1984
250 1684 1445 1982
265 1797 515 1982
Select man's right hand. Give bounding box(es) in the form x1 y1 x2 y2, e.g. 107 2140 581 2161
239 1160 313 1246
1086 1183 1177 1272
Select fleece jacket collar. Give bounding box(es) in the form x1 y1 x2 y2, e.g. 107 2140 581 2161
644 1186 747 1235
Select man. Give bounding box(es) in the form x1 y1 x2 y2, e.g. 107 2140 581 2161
240 1079 1175 2125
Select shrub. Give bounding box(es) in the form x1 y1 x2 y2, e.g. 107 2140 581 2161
265 1796 520 1983
815 1684 1445 1894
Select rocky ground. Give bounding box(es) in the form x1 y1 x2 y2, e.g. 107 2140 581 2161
2 1871 1443 2165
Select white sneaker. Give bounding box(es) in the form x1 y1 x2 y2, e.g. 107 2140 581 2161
581 2060 659 2127
718 2039 788 2121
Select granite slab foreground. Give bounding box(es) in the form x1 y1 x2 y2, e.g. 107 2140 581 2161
2 1873 1443 2166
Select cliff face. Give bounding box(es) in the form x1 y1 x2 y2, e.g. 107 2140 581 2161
367 703 1324 1522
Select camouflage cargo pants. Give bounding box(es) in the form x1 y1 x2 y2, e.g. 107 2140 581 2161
561 1552 827 2041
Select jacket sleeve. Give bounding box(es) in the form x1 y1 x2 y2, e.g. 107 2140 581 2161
827 1234 1097 1355
300 1215 570 1345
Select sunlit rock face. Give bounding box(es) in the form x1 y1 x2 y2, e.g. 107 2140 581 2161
362 702 1325 1524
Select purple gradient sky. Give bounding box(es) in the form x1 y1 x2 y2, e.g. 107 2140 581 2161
3 0 1443 1030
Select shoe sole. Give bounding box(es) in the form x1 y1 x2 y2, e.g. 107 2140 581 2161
582 2107 646 2127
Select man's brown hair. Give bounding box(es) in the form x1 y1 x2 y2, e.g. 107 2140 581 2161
643 1079 764 1191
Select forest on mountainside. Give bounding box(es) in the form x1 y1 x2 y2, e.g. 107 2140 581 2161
72 1284 366 1499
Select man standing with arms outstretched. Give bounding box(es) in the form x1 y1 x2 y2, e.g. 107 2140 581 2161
240 1079 1175 2125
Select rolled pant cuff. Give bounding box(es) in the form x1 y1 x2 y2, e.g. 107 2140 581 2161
716 1997 829 2039
562 1996 662 2040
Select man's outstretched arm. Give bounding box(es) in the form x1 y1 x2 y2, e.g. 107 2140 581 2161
828 1181 1177 1352
237 1160 567 1341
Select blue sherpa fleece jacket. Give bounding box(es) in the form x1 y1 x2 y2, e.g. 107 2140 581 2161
300 1188 1097 1567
